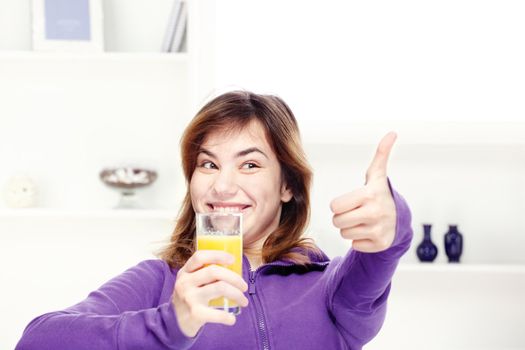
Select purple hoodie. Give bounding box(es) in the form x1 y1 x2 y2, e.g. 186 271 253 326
16 187 412 350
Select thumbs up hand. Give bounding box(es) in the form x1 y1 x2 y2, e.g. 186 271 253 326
330 132 398 253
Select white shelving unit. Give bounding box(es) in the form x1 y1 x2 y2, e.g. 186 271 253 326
0 208 177 221
0 50 189 61
398 262 525 274
367 260 525 350
0 0 216 213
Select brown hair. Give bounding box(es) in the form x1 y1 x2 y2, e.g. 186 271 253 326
158 90 321 268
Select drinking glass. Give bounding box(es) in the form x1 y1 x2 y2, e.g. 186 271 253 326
196 212 243 315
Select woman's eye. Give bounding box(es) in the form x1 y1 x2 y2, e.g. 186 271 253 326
242 162 259 170
200 161 217 169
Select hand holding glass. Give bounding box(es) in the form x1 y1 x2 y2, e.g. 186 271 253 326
196 212 243 315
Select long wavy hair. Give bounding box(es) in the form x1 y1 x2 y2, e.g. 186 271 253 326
158 90 321 268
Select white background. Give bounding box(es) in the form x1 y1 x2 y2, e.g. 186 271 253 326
213 0 525 123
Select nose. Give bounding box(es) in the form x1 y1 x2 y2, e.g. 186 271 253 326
212 168 238 198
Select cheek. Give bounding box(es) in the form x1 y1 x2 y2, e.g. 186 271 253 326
189 173 206 206
243 176 282 205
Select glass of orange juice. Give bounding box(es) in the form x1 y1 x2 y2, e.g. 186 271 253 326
196 212 243 315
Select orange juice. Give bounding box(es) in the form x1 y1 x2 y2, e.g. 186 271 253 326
197 235 243 314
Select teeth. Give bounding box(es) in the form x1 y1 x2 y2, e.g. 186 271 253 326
213 206 243 212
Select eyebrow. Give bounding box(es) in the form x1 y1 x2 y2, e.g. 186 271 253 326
198 147 269 159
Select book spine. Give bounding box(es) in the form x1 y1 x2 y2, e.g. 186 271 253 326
161 0 182 52
169 1 187 53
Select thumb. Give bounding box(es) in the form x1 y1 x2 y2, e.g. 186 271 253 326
365 131 397 184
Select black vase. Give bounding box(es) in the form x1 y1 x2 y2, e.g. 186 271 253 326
416 224 438 262
444 225 463 263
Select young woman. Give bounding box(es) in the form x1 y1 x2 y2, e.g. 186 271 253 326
16 91 413 350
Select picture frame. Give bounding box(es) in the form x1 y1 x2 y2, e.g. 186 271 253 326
32 0 104 52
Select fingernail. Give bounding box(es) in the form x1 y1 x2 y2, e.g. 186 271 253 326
229 315 236 325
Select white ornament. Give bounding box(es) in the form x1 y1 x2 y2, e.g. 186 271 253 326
3 176 38 208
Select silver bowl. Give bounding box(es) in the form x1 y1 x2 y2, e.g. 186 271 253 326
100 167 157 208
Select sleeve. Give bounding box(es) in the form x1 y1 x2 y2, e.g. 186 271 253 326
15 260 198 350
326 179 413 349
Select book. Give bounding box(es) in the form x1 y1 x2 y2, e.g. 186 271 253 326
161 0 182 52
169 1 187 53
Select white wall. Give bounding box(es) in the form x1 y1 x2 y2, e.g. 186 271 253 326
213 0 525 123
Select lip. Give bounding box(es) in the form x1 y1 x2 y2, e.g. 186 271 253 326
207 202 252 212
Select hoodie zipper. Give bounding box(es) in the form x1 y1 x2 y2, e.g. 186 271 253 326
249 269 270 350
247 261 297 350
244 256 329 350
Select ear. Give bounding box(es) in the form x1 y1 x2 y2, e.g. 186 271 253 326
280 183 293 203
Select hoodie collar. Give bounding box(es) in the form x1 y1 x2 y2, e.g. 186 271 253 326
243 246 330 273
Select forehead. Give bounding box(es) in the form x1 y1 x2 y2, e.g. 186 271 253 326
201 120 273 153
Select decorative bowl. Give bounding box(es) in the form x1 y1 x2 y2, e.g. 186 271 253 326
99 167 157 208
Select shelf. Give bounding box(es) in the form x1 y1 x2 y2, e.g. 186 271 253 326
0 50 190 85
301 121 525 146
0 51 189 63
0 208 177 221
398 263 525 274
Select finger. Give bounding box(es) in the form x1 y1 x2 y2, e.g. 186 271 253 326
330 187 368 214
365 131 397 183
351 239 378 253
182 250 235 273
352 238 393 253
190 264 248 292
340 224 371 241
332 206 373 229
196 280 250 308
191 304 237 326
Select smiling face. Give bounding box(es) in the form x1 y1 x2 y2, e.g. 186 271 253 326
190 119 293 253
